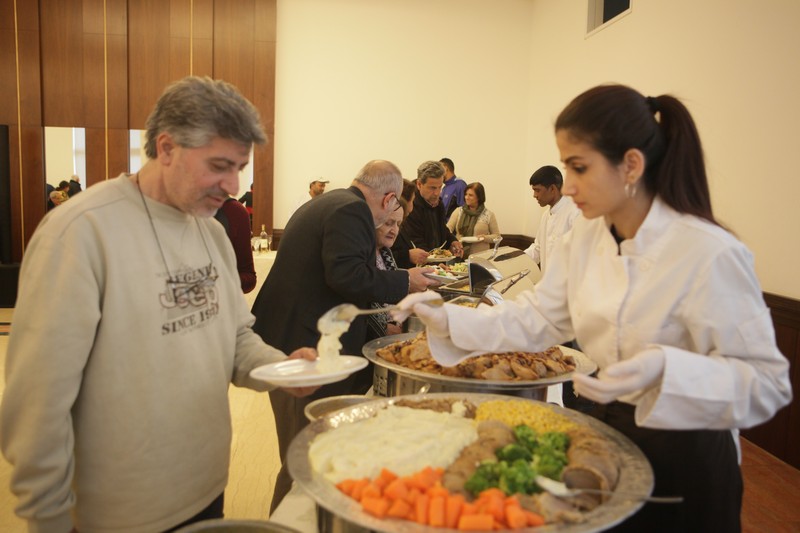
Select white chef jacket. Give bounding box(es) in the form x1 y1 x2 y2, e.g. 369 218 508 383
431 197 792 431
525 195 580 272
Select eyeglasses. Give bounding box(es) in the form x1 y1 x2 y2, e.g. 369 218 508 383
384 192 401 211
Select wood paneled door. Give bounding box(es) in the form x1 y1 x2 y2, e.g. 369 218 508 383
0 0 276 262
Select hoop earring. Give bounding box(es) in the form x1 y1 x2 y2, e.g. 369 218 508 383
624 182 637 199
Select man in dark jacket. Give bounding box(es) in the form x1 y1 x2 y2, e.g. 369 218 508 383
67 174 82 197
251 160 436 512
397 160 463 263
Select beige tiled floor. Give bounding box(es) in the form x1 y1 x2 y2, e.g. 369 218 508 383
0 307 282 531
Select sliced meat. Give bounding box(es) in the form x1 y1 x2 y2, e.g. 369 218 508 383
510 358 540 380
519 493 586 524
442 420 515 495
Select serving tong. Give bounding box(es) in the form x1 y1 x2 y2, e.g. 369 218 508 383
479 269 531 305
535 475 683 504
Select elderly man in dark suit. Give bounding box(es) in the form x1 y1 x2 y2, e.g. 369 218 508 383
251 159 438 511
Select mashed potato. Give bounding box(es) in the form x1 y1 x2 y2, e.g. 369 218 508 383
309 405 478 483
316 317 350 372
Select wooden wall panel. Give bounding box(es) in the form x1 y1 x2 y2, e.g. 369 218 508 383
255 0 277 42
84 128 130 186
20 126 44 245
742 293 800 469
85 127 105 185
40 0 85 127
7 2 43 260
83 33 106 129
169 0 191 81
190 0 214 77
194 0 214 39
107 32 128 130
169 37 192 83
1 0 278 260
213 0 256 99
252 39 275 232
107 128 129 180
6 126 22 260
17 26 42 127
0 0 16 126
128 0 172 129
253 40 276 133
192 38 214 78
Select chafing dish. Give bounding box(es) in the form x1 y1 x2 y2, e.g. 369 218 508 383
287 392 653 533
363 332 597 401
175 520 300 533
437 246 541 303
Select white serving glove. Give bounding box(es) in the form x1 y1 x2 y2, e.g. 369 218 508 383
572 348 665 404
390 291 450 338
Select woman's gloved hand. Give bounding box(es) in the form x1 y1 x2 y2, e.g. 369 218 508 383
572 348 665 404
390 291 449 337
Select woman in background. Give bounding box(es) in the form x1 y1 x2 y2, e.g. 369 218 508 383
49 181 70 208
396 84 792 532
446 182 500 257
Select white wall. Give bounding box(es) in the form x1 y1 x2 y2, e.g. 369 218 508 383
43 127 75 186
274 0 535 225
525 0 800 298
274 0 800 298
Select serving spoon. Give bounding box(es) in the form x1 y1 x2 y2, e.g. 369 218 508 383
535 475 684 504
318 299 444 333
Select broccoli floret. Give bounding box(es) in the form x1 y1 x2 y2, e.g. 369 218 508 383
497 459 539 496
531 449 569 479
468 427 572 497
536 431 570 452
496 443 532 463
464 461 501 495
513 425 538 451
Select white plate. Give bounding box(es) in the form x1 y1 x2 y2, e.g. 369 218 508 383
459 236 480 243
423 272 460 283
250 356 369 388
425 255 455 263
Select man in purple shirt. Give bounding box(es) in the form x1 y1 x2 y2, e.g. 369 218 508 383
439 157 466 219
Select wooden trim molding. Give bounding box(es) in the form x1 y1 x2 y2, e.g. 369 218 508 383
765 292 800 330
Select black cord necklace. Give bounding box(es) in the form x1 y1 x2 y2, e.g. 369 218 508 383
134 173 216 287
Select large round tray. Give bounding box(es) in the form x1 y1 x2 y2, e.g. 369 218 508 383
287 392 653 533
363 332 597 391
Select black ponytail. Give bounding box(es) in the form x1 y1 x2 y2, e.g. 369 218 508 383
555 84 719 226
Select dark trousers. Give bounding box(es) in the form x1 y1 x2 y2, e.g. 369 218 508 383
590 402 742 533
269 364 373 514
165 493 224 532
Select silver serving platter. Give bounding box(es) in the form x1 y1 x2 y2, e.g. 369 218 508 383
363 332 598 391
287 392 653 533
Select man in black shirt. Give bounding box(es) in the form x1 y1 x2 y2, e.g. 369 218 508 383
399 160 463 261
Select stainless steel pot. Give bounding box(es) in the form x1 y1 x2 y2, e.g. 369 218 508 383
363 332 597 402
304 395 373 422
174 519 301 533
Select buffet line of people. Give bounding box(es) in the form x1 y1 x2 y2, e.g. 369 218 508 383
0 75 792 533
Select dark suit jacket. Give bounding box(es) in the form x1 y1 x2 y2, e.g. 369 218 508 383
251 186 409 356
67 179 82 197
402 194 457 252
391 229 416 269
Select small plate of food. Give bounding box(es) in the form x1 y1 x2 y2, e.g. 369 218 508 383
425 248 455 263
423 265 465 283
